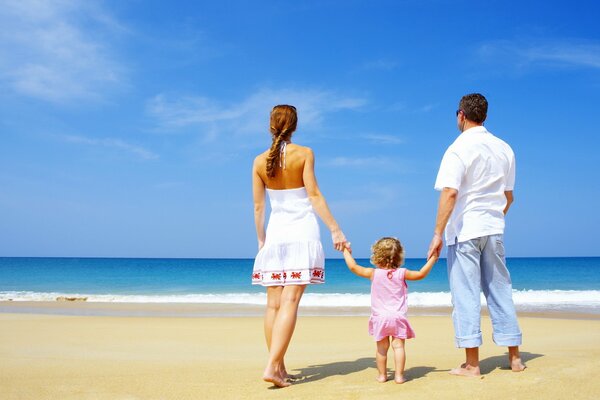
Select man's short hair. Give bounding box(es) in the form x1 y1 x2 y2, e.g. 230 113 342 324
459 93 488 124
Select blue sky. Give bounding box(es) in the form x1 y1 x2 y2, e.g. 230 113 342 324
1 0 599 258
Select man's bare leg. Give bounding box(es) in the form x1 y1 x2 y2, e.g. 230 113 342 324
450 347 481 377
509 346 526 372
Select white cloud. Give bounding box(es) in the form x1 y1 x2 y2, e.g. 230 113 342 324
361 134 404 145
146 87 367 140
385 101 436 114
328 184 401 214
0 0 124 103
361 59 399 71
479 39 600 70
326 156 393 167
60 134 158 160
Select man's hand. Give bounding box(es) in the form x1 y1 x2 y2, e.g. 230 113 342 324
427 233 443 260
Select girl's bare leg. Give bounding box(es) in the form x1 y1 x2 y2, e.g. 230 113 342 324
375 337 390 382
262 285 306 387
391 338 406 384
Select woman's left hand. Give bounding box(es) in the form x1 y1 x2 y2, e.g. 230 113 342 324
331 228 347 251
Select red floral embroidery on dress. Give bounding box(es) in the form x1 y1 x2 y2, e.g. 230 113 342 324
283 272 287 279
291 272 301 279
252 273 261 280
271 273 282 280
312 270 323 278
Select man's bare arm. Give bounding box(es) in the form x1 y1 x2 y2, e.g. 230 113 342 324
504 191 514 215
427 187 458 259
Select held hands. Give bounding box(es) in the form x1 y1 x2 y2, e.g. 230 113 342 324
331 228 347 252
342 242 352 255
427 233 443 260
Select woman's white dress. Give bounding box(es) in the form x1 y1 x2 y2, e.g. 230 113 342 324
252 187 325 286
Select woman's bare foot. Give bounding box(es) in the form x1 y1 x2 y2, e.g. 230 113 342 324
263 366 291 387
376 374 388 383
285 373 301 381
394 374 407 384
449 363 482 377
278 367 301 381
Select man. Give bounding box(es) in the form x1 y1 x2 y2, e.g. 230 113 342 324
428 93 525 377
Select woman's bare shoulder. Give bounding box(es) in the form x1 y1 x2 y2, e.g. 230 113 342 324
288 143 313 156
253 150 270 165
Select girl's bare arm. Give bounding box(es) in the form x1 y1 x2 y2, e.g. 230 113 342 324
405 255 438 281
343 248 374 279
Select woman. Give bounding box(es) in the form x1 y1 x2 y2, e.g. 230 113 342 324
252 104 347 387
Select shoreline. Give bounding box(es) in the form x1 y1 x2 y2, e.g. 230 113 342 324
1 301 598 320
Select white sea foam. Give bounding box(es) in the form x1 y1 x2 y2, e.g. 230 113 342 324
1 290 599 312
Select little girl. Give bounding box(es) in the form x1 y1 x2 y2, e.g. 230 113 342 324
343 237 437 384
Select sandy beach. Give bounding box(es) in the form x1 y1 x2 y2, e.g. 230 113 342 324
0 304 599 400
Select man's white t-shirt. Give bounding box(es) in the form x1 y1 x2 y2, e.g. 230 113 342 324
434 126 515 244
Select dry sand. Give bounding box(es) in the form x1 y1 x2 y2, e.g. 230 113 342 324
1 307 599 399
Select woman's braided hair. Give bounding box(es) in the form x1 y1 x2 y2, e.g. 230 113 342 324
371 237 405 269
265 105 297 178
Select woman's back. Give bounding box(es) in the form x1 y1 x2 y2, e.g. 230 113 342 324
255 143 309 190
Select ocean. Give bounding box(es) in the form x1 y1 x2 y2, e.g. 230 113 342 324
1 257 599 314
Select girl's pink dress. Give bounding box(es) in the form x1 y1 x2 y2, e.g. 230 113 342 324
369 268 415 341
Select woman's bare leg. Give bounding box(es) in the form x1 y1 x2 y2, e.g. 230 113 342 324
262 285 306 387
265 287 289 378
375 337 390 382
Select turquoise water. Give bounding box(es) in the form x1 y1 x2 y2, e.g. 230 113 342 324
1 257 599 312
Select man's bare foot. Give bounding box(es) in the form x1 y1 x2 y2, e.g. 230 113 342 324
376 374 387 383
449 363 482 378
394 374 407 384
510 358 526 372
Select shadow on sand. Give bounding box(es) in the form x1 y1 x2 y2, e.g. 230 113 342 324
479 351 544 374
287 358 438 385
267 352 544 388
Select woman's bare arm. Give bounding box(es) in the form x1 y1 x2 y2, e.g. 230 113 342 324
252 158 266 250
302 148 346 251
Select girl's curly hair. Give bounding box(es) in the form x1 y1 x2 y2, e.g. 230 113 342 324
370 237 404 269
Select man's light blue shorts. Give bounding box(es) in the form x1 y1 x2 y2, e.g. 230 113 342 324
447 234 522 348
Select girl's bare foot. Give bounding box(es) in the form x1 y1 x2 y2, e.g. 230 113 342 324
394 374 407 384
449 363 482 378
376 374 387 383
